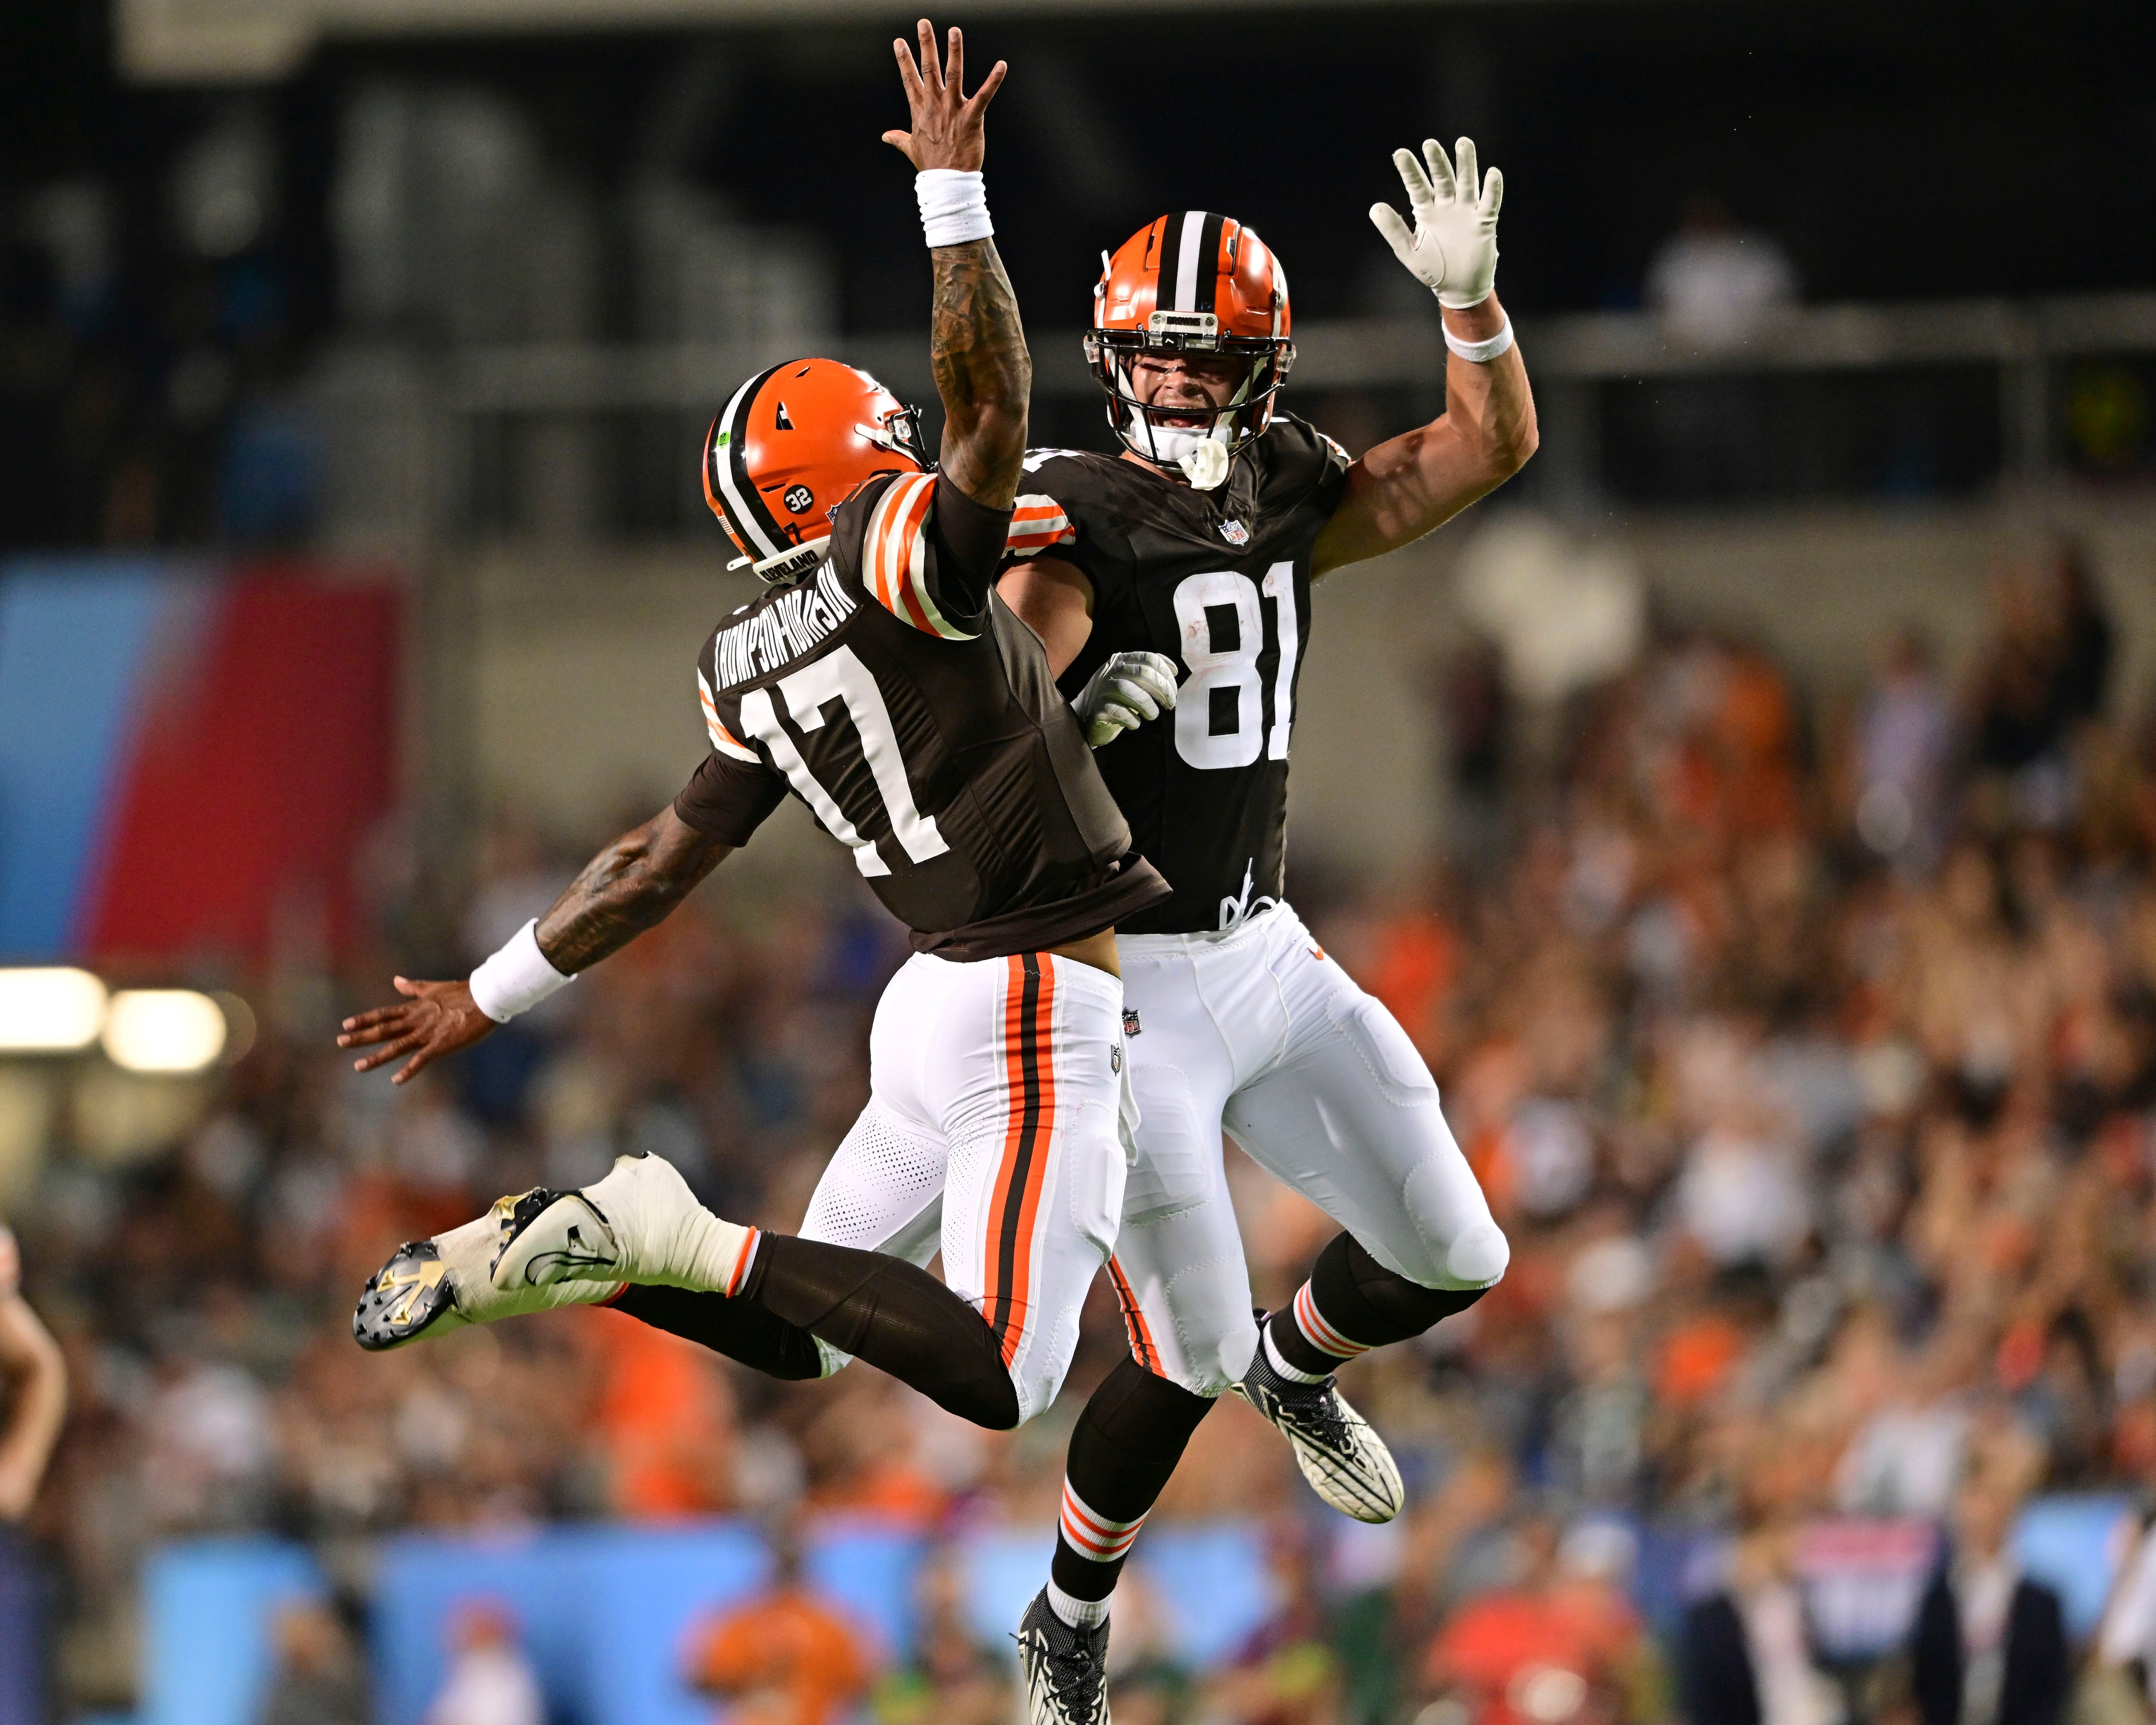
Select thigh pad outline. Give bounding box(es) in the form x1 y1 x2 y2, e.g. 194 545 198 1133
1327 992 1442 1105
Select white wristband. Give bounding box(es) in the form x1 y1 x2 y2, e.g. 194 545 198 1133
915 169 993 248
1443 312 1515 364
468 919 573 1024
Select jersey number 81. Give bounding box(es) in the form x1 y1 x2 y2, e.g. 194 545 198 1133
1172 563 1300 771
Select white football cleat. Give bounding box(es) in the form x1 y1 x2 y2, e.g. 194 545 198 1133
1235 1324 1404 1524
353 1207 620 1351
489 1152 754 1296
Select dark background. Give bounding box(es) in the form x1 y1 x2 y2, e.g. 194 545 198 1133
7 0 2151 348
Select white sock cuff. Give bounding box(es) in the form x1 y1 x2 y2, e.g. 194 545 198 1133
671 1208 756 1296
1265 1323 1329 1384
724 1225 760 1296
1046 1578 1110 1631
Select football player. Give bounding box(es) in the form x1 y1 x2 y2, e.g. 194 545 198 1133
990 143 1538 1719
339 23 1180 1450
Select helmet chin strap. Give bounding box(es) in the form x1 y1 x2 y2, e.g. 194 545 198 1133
749 535 827 585
1115 362 1246 491
1127 415 1232 489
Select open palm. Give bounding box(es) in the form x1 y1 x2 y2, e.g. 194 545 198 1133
882 19 1006 172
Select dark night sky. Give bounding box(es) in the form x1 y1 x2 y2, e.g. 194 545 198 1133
6 0 2153 343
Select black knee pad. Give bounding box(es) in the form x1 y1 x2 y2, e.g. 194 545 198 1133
1068 1355 1215 1517
1310 1231 1491 1347
1050 1355 1217 1600
939 1342 1023 1430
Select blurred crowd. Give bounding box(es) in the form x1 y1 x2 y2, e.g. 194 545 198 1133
0 145 319 555
8 537 2156 1725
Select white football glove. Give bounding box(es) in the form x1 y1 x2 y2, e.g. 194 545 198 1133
1370 137 1503 310
1073 652 1179 748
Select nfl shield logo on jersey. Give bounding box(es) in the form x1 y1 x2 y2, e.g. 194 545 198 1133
1123 1009 1142 1037
1219 519 1250 546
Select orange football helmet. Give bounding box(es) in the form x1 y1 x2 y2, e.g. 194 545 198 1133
702 357 929 584
1084 211 1296 469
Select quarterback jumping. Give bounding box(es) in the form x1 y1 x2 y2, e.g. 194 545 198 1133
341 23 1178 1445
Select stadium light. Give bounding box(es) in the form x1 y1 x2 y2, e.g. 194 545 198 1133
0 969 110 1053
101 990 228 1074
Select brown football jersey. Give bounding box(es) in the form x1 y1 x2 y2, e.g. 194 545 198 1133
672 471 1168 960
1014 415 1352 934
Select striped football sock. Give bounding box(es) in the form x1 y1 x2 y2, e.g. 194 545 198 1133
1268 1280 1378 1380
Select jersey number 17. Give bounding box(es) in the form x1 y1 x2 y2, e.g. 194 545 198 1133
738 646 950 879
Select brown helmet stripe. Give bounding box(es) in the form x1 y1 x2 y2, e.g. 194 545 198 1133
708 363 790 558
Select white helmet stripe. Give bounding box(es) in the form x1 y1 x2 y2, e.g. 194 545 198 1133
712 372 784 558
1172 209 1206 312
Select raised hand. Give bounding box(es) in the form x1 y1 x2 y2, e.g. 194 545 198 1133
1370 136 1504 310
882 19 1006 172
338 975 498 1085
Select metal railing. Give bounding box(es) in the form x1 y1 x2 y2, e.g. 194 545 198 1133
317 289 2155 930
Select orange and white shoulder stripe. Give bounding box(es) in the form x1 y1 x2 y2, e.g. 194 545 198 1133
697 667 758 761
1006 493 1076 558
862 472 974 641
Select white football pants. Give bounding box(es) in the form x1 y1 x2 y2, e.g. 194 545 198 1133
799 948 1131 1424
1107 901 1507 1396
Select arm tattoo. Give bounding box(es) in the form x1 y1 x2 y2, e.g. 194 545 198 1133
534 813 726 975
930 238 1031 510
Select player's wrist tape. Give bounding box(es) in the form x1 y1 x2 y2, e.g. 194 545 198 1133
1442 311 1514 364
915 169 993 248
469 919 574 1023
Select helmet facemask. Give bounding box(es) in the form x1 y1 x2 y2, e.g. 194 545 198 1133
1085 311 1294 490
857 401 932 471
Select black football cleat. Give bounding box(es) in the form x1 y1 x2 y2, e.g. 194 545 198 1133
1015 1588 1111 1725
354 1238 460 1351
